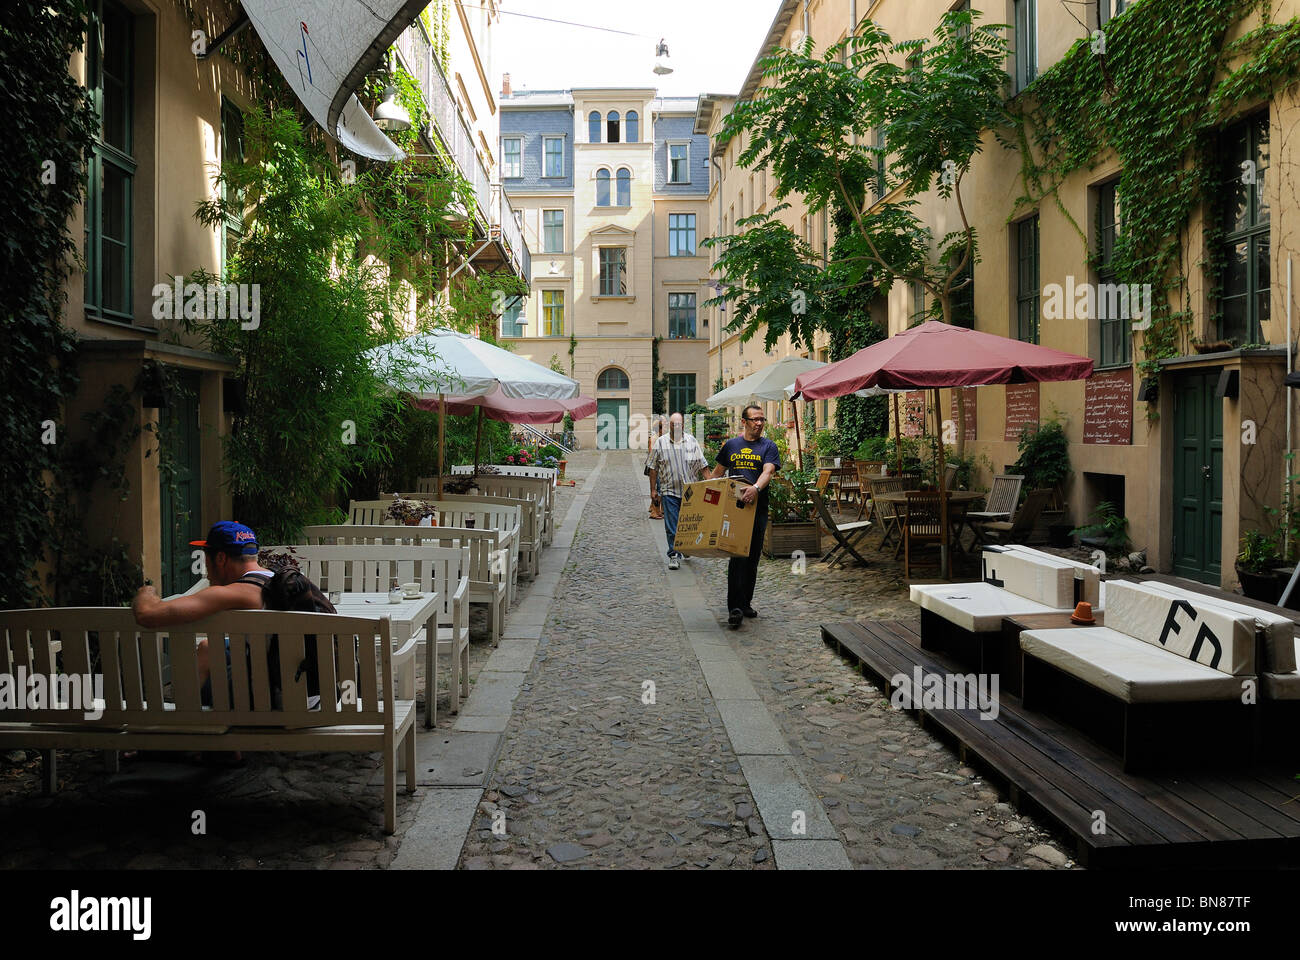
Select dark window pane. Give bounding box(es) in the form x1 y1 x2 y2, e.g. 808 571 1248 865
102 162 128 241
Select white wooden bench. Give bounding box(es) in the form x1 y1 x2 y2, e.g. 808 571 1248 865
382 494 530 588
303 524 510 645
422 474 553 549
266 544 471 727
1019 580 1258 772
451 465 556 542
0 607 415 833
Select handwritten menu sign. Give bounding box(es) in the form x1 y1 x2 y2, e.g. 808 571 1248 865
903 391 926 438
1083 369 1133 445
949 388 977 442
1003 383 1040 442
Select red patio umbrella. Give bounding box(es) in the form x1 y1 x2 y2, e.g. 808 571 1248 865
414 387 596 472
793 321 1094 577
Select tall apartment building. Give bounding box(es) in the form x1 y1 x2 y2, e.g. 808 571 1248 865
63 0 524 596
499 87 712 449
702 0 1300 590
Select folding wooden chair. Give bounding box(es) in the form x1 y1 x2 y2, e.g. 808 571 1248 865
855 461 883 521
812 490 872 568
869 477 908 553
903 490 944 579
966 474 1024 545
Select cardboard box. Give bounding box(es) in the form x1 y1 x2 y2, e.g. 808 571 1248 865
673 478 757 558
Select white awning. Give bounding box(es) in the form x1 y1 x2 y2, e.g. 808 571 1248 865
240 0 426 161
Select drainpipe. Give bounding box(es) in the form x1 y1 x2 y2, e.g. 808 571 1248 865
803 0 810 36
712 154 724 390
850 0 857 30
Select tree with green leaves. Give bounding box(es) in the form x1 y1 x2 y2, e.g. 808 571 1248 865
706 9 1012 455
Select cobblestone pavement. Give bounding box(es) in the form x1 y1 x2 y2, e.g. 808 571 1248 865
458 452 774 868
0 474 584 870
687 512 1074 869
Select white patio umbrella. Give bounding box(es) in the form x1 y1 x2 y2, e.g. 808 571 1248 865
367 328 580 494
705 356 833 470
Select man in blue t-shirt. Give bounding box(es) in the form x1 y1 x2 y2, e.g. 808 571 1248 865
708 403 781 628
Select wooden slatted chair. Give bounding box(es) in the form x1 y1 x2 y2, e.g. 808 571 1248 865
943 462 958 490
855 461 884 521
966 474 1024 533
903 490 945 579
811 489 872 568
836 462 863 510
869 477 909 552
975 487 1053 546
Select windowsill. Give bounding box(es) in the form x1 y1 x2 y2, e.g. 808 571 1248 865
1093 362 1133 373
595 205 632 211
666 181 690 186
592 295 635 302
86 310 159 335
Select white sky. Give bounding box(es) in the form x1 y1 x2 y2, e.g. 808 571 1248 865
492 0 781 97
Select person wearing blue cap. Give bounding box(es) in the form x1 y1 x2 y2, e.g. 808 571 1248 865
133 522 272 692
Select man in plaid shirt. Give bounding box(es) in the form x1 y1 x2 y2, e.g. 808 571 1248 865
646 411 707 570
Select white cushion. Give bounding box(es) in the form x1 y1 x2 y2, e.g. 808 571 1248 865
1020 627 1251 704
1263 638 1300 700
1004 545 1104 608
1106 581 1255 676
980 548 1075 608
910 582 1062 633
1131 580 1295 674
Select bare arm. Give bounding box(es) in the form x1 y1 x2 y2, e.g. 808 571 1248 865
708 463 726 479
132 583 263 628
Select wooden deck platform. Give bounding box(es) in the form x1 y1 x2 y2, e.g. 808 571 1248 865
822 616 1300 869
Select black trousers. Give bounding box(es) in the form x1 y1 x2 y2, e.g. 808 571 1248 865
727 505 768 612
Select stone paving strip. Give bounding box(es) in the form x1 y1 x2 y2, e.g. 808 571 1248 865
392 455 607 869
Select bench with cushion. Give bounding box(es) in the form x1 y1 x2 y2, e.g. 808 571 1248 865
0 608 415 833
1019 580 1258 772
911 547 1103 689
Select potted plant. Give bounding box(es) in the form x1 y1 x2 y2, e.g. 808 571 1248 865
763 467 822 558
386 496 437 526
1237 529 1282 602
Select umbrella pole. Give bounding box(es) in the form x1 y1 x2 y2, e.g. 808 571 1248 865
935 387 950 580
438 394 446 500
893 394 902 475
792 399 804 471
473 407 484 475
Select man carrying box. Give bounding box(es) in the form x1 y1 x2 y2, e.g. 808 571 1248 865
708 404 780 628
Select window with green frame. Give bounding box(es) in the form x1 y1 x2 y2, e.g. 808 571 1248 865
909 279 926 325
1098 0 1127 27
1015 215 1040 343
220 97 245 274
1096 179 1130 366
84 0 135 324
1219 112 1270 345
542 290 564 336
1013 0 1037 93
668 292 696 338
667 374 696 414
949 256 975 329
668 213 695 256
598 247 627 296
500 297 526 337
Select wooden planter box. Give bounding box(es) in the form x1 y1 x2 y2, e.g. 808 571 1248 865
764 521 822 558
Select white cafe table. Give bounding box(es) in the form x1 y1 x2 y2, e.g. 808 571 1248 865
332 591 440 701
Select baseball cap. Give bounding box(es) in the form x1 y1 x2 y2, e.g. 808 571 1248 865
190 521 259 555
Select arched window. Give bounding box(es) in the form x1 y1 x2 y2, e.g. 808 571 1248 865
597 367 630 390
588 111 601 143
606 110 620 144
616 168 631 206
625 110 639 143
595 168 611 206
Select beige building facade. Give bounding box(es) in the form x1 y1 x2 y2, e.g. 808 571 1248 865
499 88 712 449
702 0 1300 590
62 0 523 596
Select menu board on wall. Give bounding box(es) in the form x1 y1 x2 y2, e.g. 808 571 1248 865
1004 383 1040 442
903 391 926 438
949 388 977 442
1083 369 1134 445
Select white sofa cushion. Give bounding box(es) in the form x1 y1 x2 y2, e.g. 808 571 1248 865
1020 626 1251 704
1105 580 1256 676
910 582 1061 633
1263 638 1300 700
1130 579 1295 674
1004 545 1104 608
981 548 1075 608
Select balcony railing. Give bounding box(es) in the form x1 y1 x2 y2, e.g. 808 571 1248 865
394 19 529 285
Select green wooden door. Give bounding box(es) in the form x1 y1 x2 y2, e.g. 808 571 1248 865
596 399 629 450
1171 372 1224 583
159 372 203 596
